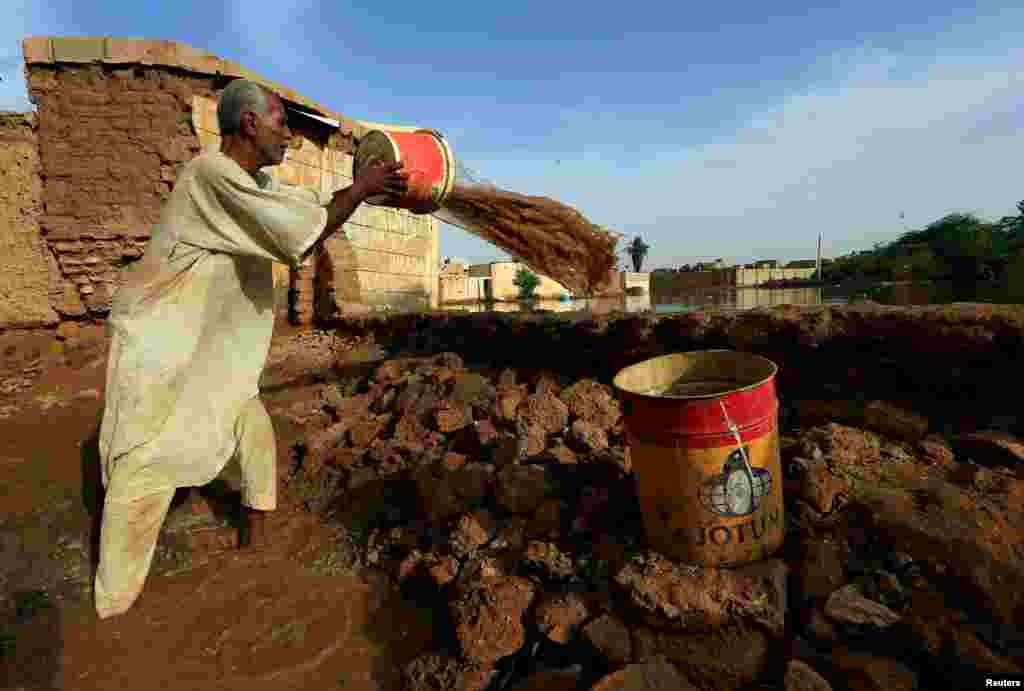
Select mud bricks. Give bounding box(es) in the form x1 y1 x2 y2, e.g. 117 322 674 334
27 64 212 316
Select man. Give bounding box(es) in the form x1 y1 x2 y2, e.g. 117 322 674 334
94 79 408 619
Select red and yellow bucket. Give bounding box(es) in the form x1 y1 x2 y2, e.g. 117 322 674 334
612 350 784 567
353 129 457 215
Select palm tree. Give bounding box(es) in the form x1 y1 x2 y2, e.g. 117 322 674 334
626 236 650 272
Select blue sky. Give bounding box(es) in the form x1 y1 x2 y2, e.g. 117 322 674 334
4 1 1023 268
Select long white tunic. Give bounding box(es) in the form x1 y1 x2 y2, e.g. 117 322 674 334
97 151 327 495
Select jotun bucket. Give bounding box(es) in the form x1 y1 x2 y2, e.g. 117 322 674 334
353 129 457 214
612 350 784 567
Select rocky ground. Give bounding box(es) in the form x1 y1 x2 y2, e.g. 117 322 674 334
276 348 1024 691
1 304 1023 690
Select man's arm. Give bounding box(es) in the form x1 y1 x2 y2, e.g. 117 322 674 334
299 161 408 263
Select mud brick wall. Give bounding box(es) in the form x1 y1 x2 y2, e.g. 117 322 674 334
0 113 59 328
27 63 212 318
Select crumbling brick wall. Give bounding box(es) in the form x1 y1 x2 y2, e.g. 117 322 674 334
27 63 211 319
0 113 59 328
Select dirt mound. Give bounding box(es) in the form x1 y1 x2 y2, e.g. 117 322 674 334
276 352 1024 690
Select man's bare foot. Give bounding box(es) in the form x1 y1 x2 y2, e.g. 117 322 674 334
241 507 269 549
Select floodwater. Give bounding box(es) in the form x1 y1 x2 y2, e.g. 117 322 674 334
441 285 855 315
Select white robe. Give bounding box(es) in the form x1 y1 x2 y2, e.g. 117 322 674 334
97 151 327 496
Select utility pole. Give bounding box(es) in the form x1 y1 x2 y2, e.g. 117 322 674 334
816 233 822 280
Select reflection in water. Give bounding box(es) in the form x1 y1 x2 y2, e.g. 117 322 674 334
441 286 851 314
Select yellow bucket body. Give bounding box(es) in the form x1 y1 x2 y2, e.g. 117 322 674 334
613 351 785 567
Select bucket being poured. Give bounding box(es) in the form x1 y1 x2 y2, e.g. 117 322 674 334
353 129 457 215
612 350 784 567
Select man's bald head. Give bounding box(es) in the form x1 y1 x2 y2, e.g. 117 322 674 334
217 79 282 136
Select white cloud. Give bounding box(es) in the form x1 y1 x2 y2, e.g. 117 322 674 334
0 1 55 111
442 36 1024 268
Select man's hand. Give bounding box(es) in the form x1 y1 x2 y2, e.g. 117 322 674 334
352 160 409 201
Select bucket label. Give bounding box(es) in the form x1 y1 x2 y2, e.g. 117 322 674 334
699 445 773 518
629 427 784 566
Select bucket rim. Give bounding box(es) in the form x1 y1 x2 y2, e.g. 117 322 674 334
611 349 778 400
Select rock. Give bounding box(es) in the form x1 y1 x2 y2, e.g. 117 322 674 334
559 379 622 430
863 400 929 442
454 418 500 455
789 457 849 514
858 483 1024 628
374 359 403 383
568 418 609 453
510 669 580 691
415 463 494 525
451 510 496 557
784 659 833 691
324 448 360 470
917 434 954 466
495 386 526 422
614 553 784 635
823 649 917 691
523 541 575 580
450 574 537 664
453 555 507 595
805 423 883 475
371 387 397 413
582 613 633 668
448 463 494 505
442 451 468 471
516 419 548 459
435 404 473 433
951 430 1024 466
794 539 846 602
590 657 696 691
427 555 459 587
397 550 424 583
823 584 901 628
402 652 494 691
366 442 405 476
492 436 521 467
632 624 770 691
518 392 569 434
801 606 837 642
734 558 789 637
348 413 392 447
303 420 353 477
490 516 527 553
533 590 590 644
546 439 578 465
948 462 1000 492
903 590 1023 676
348 466 377 491
495 464 549 514
527 498 564 540
395 413 440 454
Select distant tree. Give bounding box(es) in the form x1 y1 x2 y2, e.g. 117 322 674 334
626 236 650 272
514 268 541 300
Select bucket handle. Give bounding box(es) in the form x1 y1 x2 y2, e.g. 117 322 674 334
719 400 756 489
